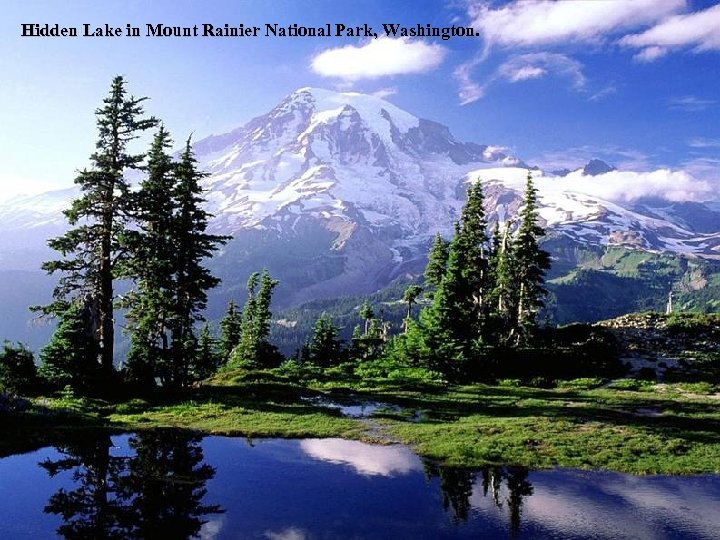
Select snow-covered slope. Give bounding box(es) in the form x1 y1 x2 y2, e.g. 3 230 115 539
476 168 720 259
192 87 520 242
185 87 720 263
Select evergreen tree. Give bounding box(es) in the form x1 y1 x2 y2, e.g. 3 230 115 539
168 139 229 386
512 172 551 341
456 181 492 326
39 300 99 392
191 322 220 381
122 132 228 388
418 181 492 376
489 220 517 344
423 233 449 294
122 126 177 387
0 341 37 395
419 235 476 376
39 76 158 375
218 300 242 362
229 270 280 368
306 313 343 367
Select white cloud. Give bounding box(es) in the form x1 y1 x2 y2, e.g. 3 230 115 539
0 174 73 201
453 59 487 105
680 157 720 181
500 473 720 539
497 53 585 89
311 38 446 80
300 438 421 476
558 168 713 203
370 87 398 99
468 0 683 47
633 46 668 63
688 137 720 149
669 95 717 112
199 519 224 540
457 53 586 104
588 85 618 102
506 65 546 82
621 4 720 60
478 166 714 203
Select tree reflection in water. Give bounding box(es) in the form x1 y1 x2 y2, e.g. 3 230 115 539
425 462 533 531
39 429 223 539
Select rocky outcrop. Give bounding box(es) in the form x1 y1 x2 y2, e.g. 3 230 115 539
597 312 720 380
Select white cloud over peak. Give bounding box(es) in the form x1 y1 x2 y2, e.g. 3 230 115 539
533 145 652 172
311 38 446 80
621 4 720 60
475 166 715 204
468 0 683 47
556 169 713 203
370 87 398 99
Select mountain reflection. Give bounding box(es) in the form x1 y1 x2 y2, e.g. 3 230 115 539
39 429 222 539
425 462 533 531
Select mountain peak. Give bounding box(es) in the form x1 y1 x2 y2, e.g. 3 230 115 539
582 159 616 176
284 87 419 135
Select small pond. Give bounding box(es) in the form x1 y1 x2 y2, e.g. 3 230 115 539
1 431 719 539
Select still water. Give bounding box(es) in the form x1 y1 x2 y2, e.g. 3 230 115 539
0 431 719 539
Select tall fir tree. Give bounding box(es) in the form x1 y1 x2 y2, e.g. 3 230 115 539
359 300 375 336
423 233 449 294
169 139 229 386
489 220 517 344
512 172 551 341
218 300 242 362
419 231 475 377
122 126 177 387
418 181 492 376
122 132 228 388
456 181 492 328
40 76 158 375
402 284 423 332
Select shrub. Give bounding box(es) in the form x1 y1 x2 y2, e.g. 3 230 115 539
0 341 38 395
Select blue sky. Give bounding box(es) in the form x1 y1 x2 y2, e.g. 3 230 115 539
1 0 719 199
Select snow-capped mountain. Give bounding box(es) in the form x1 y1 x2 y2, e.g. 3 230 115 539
0 87 719 334
194 87 521 238
184 87 720 266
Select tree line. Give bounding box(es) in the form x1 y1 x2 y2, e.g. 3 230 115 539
205 173 553 382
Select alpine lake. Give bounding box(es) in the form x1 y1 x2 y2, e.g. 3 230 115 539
4 375 720 539
1 429 719 539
